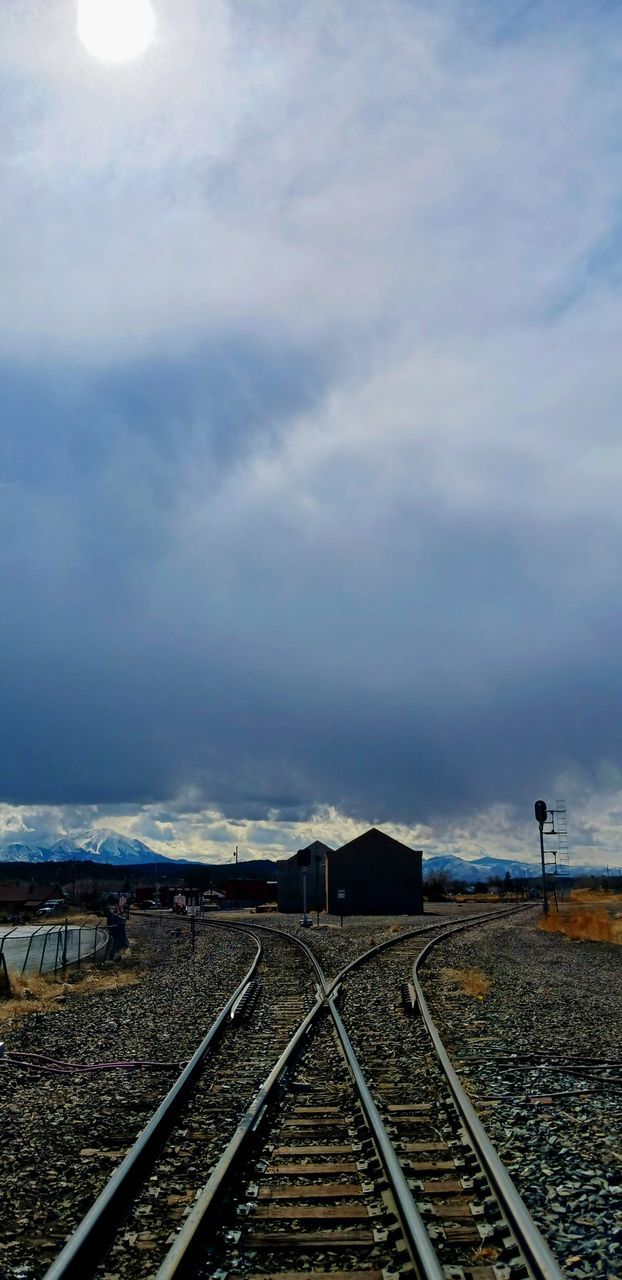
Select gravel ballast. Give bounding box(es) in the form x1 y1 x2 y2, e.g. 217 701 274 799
1 917 256 1280
5 904 619 1280
420 908 622 1279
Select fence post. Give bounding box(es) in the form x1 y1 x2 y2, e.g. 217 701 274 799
22 925 42 975
0 935 7 992
1 927 17 977
0 951 10 997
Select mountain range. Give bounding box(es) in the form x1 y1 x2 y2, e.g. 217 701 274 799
421 853 608 882
0 829 610 879
0 828 177 865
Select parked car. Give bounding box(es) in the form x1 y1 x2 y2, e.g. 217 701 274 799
37 900 65 916
136 899 158 909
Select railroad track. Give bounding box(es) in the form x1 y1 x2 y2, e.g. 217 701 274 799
416 915 622 1278
43 908 566 1280
42 924 318 1280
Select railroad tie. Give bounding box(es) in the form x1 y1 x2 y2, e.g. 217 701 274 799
232 1273 385 1280
257 1184 363 1201
250 1204 371 1221
242 1231 377 1248
266 1162 359 1175
386 1102 431 1113
272 1144 354 1156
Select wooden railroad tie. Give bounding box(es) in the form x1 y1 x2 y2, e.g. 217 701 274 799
243 1230 376 1248
258 1185 363 1200
266 1163 359 1176
232 1272 385 1280
273 1145 354 1156
251 1204 370 1221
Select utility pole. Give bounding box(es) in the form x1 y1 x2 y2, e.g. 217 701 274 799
297 847 312 927
534 800 549 916
314 851 322 927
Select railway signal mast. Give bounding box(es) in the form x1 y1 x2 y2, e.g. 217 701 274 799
534 799 549 916
297 845 312 927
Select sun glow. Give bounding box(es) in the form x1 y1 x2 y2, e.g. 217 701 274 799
77 0 156 64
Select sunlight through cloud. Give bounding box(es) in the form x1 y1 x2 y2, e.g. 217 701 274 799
77 0 156 64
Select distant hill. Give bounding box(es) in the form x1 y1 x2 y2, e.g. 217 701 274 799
0 831 281 876
422 853 606 882
0 828 178 866
0 828 608 881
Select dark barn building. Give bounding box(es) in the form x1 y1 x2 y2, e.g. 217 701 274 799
326 828 423 916
277 841 332 914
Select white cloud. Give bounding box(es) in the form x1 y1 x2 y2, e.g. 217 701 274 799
0 794 619 870
1 2 619 358
2 3 622 847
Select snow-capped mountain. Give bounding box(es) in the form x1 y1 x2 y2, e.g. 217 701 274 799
422 854 541 882
422 853 602 881
0 842 45 863
0 828 176 865
63 829 171 863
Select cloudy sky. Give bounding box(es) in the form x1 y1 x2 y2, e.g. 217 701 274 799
2 0 622 868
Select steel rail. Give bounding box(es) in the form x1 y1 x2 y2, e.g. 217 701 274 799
327 995 445 1280
153 991 326 1280
151 912 529 1280
43 927 264 1280
326 902 532 993
200 903 533 1001
154 986 445 1280
412 929 567 1280
197 913 329 991
44 906 541 1280
199 907 564 1280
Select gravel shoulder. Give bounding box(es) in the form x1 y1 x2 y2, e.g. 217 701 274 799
226 901 494 978
1 917 256 1280
420 909 622 1279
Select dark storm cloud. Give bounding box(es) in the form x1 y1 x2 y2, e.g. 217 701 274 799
2 0 622 839
3 324 622 823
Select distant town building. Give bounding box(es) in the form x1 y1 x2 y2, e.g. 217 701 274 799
223 878 277 909
0 883 65 918
326 828 423 916
277 841 332 914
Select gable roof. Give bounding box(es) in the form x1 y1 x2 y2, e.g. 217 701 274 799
330 827 421 859
297 841 333 857
0 884 63 905
282 840 333 868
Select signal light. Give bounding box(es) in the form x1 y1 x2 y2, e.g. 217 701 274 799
534 800 547 825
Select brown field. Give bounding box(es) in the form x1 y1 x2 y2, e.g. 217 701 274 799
1 963 140 1021
539 898 622 945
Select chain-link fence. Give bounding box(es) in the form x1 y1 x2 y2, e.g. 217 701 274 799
0 919 110 977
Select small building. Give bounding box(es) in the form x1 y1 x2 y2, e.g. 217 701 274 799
326 828 423 916
277 842 333 914
223 878 277 909
0 884 65 918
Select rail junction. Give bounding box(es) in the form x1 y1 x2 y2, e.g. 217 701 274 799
42 909 566 1280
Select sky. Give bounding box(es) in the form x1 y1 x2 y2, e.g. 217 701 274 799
2 0 622 868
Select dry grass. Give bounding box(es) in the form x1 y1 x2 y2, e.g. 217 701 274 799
0 964 140 1021
570 888 622 905
539 905 622 945
441 966 492 999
